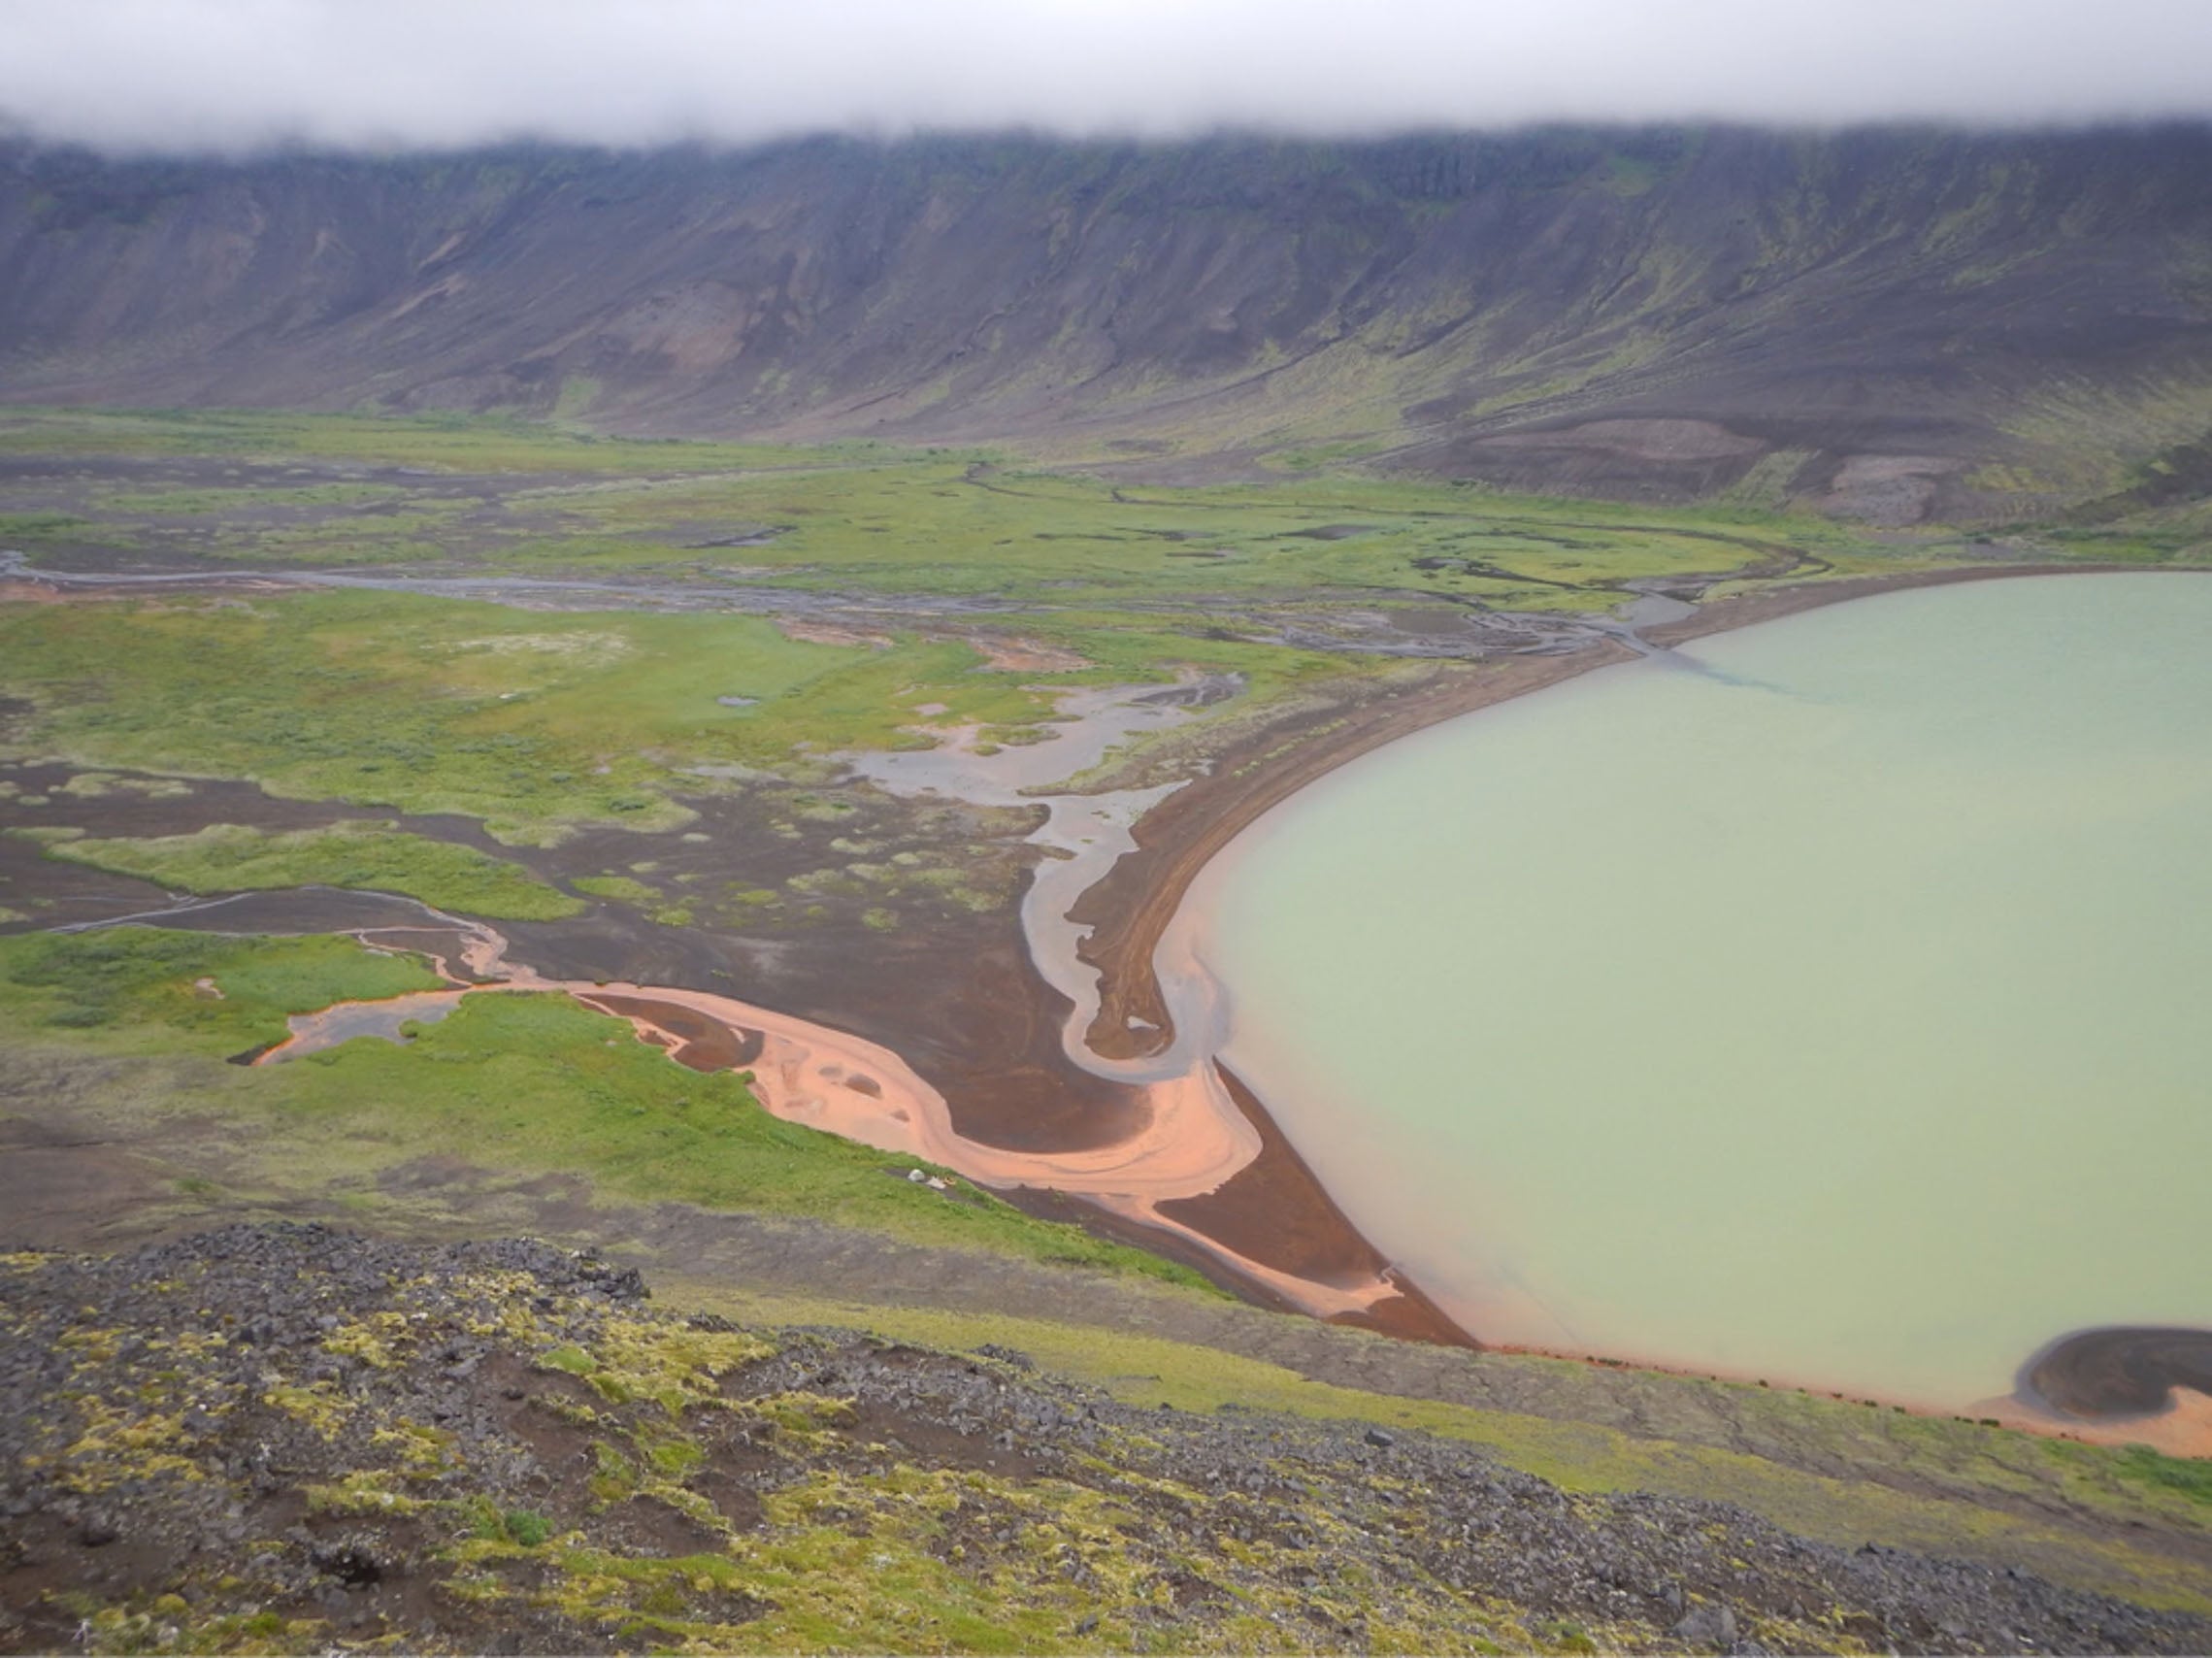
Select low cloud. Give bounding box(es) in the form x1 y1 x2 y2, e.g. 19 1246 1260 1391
5 0 2211 155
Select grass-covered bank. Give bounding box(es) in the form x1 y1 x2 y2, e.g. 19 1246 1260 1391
42 821 583 920
669 1288 2212 1617
0 583 1347 846
3 405 2204 585
0 926 443 1039
0 406 1900 605
0 926 1209 1288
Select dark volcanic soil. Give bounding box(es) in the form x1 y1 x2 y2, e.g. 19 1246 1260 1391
5 1225 2208 1655
1156 1067 1471 1347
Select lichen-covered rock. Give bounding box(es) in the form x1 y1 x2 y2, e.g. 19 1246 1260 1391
2 1224 2206 1654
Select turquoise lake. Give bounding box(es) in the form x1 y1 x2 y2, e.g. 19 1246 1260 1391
1199 575 2212 1407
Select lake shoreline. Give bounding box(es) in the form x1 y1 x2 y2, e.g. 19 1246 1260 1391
1126 561 2212 1448
1078 559 2145 1077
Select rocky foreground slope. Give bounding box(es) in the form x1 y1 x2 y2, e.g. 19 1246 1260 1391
1 1225 2206 1655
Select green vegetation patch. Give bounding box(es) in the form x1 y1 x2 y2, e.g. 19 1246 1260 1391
0 589 1110 842
0 928 1214 1287
679 1290 2212 1616
0 925 441 1044
571 875 659 907
0 510 99 544
2112 1445 2212 1509
44 820 582 919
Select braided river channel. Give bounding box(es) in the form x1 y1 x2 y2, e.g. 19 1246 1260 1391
1191 573 2212 1409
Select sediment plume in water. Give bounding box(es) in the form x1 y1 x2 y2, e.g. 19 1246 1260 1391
2021 1329 2212 1426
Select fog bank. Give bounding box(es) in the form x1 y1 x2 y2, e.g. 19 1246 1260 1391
6 0 2212 155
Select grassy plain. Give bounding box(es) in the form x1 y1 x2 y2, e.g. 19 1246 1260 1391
3 405 1941 604
0 405 2027 852
6 407 2204 611
0 581 1348 844
0 592 918 842
44 820 583 919
0 925 443 1036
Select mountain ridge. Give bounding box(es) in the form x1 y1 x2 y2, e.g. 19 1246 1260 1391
4 125 2212 520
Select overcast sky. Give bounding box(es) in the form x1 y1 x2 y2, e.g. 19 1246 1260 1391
4 0 2211 155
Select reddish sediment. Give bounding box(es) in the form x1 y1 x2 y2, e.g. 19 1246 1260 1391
1157 1066 1473 1347
267 923 1419 1327
2002 1327 2212 1456
423 960 1411 1325
581 993 766 1072
1157 1066 1398 1285
2025 1389 2212 1459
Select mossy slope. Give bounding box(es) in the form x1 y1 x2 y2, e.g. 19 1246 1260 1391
7 1225 2208 1656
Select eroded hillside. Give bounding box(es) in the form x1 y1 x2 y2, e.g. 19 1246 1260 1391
6 128 2212 519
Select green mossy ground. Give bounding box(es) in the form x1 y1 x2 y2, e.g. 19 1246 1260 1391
1 1239 1599 1655
3 408 2196 847
0 585 1301 845
42 821 582 920
669 1289 2212 1617
0 927 443 1041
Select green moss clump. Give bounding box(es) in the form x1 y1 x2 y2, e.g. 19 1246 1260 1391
48 820 582 920
0 925 441 1047
2114 1445 2212 1508
572 874 659 907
